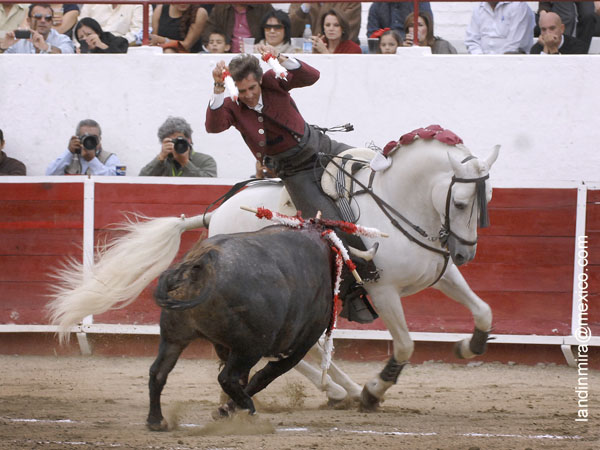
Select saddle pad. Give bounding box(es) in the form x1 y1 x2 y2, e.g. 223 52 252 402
321 148 376 200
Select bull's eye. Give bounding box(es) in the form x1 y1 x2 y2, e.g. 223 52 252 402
454 201 467 210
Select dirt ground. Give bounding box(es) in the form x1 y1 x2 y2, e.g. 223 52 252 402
0 355 597 450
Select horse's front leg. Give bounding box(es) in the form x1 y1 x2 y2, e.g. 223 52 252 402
360 285 413 411
433 264 492 358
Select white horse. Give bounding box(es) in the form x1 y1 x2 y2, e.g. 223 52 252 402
49 133 499 410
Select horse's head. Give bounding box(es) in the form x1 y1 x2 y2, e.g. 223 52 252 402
436 145 500 266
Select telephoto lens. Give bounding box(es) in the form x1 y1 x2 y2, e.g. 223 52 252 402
172 137 189 154
80 134 99 151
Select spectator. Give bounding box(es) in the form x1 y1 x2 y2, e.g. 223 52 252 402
74 17 128 53
1 4 74 54
530 11 588 53
139 117 217 177
79 4 142 45
46 119 121 176
288 3 361 44
367 2 433 40
205 29 230 53
1 3 28 32
257 10 293 54
203 4 274 54
48 4 79 37
312 9 361 54
403 11 457 54
149 4 208 53
465 2 535 54
537 2 596 52
370 28 402 54
0 129 26 176
595 1 600 37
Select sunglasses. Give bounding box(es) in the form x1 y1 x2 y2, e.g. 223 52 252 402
264 24 284 30
33 14 53 21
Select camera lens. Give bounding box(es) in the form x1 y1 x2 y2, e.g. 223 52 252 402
80 134 98 151
173 137 189 154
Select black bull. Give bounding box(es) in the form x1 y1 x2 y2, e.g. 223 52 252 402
147 225 334 430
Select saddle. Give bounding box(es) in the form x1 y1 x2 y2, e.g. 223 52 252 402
277 147 377 219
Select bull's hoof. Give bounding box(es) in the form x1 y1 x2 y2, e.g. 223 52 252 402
359 386 380 412
146 419 169 432
211 404 232 420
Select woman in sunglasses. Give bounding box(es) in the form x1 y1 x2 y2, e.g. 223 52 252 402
74 17 128 53
257 10 293 54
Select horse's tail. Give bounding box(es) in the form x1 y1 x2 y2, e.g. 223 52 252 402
47 212 213 343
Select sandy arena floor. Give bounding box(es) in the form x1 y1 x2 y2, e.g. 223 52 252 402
0 355 597 449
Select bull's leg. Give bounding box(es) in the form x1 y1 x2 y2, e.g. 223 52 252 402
433 264 492 358
360 285 413 411
147 337 188 431
217 352 261 416
244 341 317 399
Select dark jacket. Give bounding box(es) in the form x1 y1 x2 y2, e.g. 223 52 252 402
530 34 588 54
206 61 320 160
203 4 274 44
0 151 26 175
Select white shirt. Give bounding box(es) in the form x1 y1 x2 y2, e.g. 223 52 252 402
465 2 535 55
80 4 143 44
5 28 74 54
46 149 121 176
210 57 301 110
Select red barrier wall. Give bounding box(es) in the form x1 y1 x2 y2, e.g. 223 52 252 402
1 181 599 352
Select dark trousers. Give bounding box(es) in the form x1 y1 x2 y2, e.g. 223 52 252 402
267 125 375 281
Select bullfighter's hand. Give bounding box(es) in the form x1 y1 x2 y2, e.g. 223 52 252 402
212 60 227 83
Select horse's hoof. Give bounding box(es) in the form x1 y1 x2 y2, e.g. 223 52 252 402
146 419 169 432
359 386 380 412
453 340 467 359
326 397 345 408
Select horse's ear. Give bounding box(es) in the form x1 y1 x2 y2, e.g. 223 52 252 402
447 151 466 177
485 145 500 169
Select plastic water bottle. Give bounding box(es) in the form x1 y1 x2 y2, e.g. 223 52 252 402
302 24 312 53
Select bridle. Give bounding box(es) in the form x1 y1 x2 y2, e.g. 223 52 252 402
322 152 491 285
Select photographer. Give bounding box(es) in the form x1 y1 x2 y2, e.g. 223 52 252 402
139 117 217 177
46 119 121 175
1 4 74 54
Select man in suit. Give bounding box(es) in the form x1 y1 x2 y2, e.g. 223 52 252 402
205 44 378 323
530 11 588 53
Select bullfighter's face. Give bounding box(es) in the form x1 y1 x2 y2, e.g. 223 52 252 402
236 73 262 109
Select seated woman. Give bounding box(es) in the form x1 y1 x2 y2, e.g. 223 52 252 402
74 17 129 53
402 12 456 54
149 4 209 53
312 9 361 54
257 10 293 54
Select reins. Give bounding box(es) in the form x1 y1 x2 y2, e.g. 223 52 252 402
320 151 490 286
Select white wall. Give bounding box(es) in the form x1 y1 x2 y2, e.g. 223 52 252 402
1 50 599 183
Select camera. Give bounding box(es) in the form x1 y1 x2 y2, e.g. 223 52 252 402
172 137 190 154
78 134 99 152
79 40 89 53
14 29 32 39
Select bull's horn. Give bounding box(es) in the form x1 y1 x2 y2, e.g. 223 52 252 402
348 242 379 261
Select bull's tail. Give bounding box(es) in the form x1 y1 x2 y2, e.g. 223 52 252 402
47 213 213 343
153 245 217 311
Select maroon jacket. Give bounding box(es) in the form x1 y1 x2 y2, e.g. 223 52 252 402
205 61 320 159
